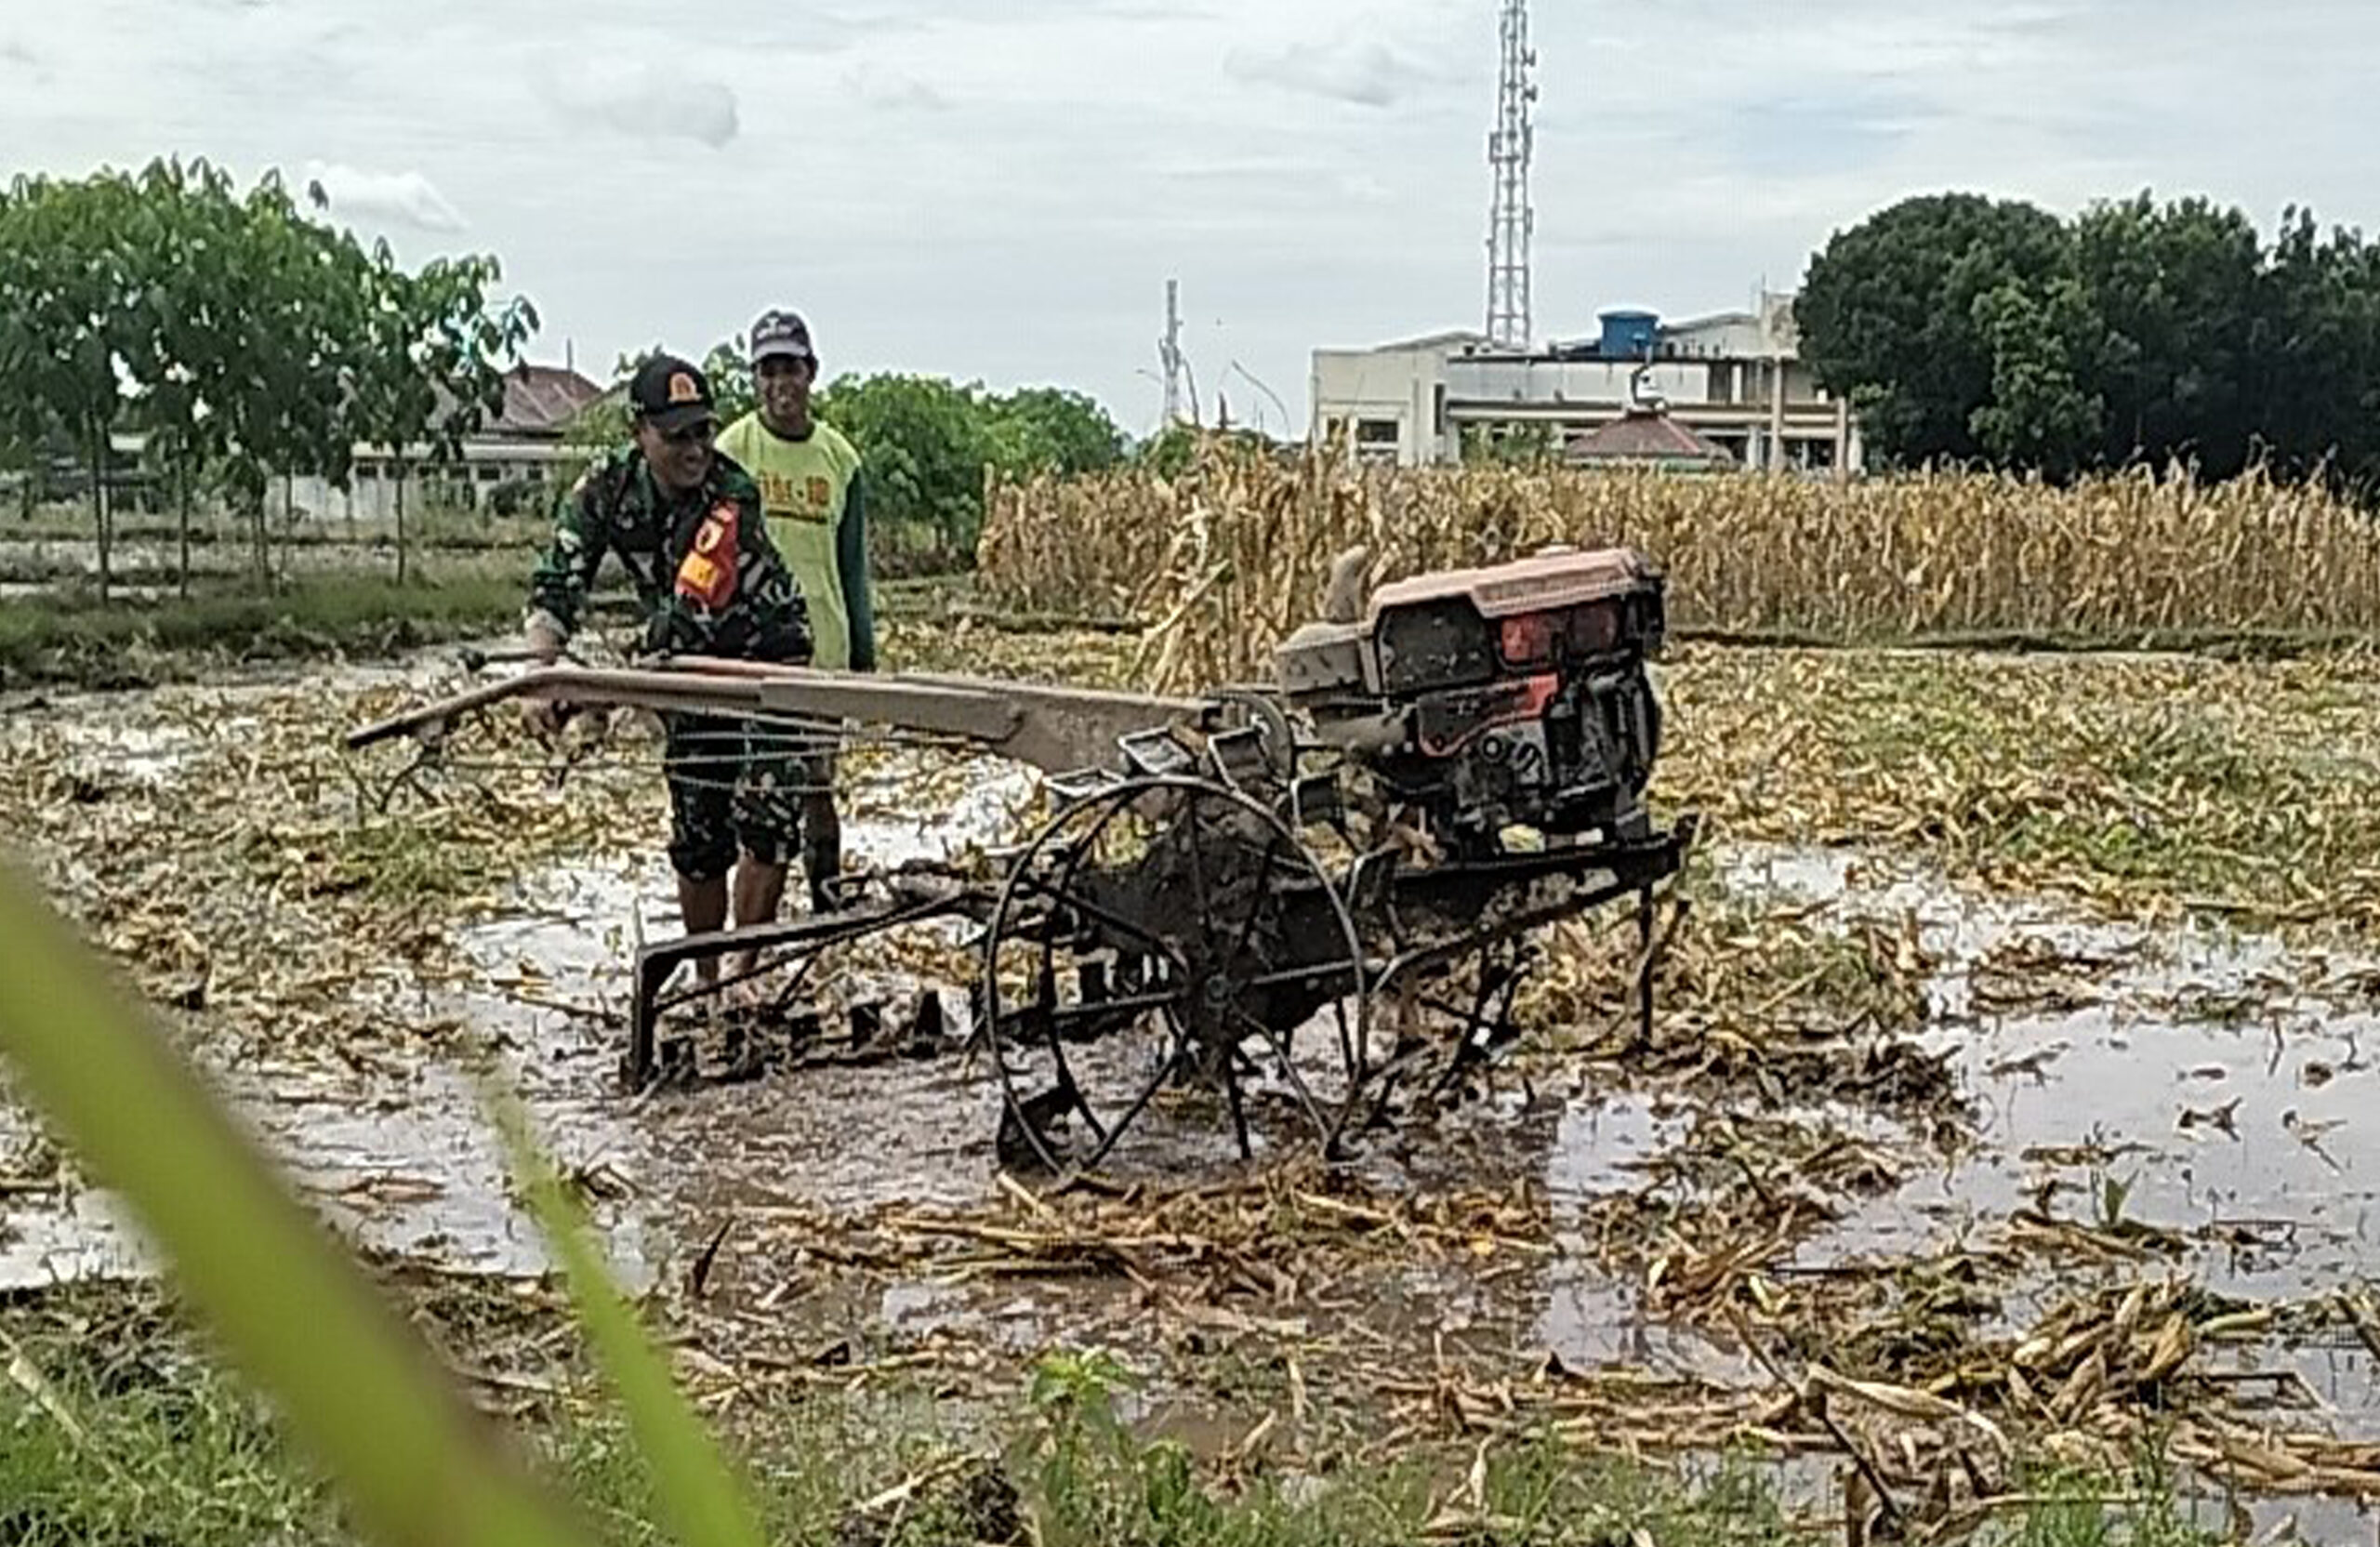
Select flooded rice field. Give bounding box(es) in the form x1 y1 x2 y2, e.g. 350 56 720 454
3 633 2378 1533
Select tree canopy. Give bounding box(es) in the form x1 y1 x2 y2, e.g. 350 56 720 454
562 347 1130 566
1798 189 2380 493
0 158 536 588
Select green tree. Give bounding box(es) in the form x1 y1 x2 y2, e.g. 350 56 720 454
1795 192 2072 469
0 180 34 522
116 156 245 595
811 371 997 560
175 169 367 585
1967 278 2106 473
0 181 57 522
2069 192 2261 475
2247 205 2380 491
986 385 1126 477
555 352 1128 567
698 338 756 426
1796 185 2380 495
1460 420 1561 467
0 168 148 598
345 249 538 582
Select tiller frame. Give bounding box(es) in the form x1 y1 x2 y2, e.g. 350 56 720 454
349 577 1699 1183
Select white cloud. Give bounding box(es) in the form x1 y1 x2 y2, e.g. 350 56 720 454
1226 40 1431 110
536 57 740 149
843 64 951 113
301 160 467 233
10 0 2380 433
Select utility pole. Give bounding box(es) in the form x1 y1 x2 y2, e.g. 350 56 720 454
1158 279 1187 426
1485 0 1537 351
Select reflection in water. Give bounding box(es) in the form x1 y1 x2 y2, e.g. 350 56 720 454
1532 842 2380 1439
0 738 1037 1289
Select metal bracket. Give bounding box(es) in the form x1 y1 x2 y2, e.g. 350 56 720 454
1118 727 1197 779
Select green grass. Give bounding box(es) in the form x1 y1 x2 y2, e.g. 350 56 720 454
2 504 557 550
0 575 531 691
0 1329 340 1544
0 1289 2239 1547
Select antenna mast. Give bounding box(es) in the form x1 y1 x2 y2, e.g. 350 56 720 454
1158 279 1187 425
1485 0 1537 350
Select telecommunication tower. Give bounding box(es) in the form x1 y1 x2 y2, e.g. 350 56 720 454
1484 0 1537 350
1158 279 1188 425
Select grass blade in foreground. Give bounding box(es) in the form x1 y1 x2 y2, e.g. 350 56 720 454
493 1091 772 1547
0 856 600 1547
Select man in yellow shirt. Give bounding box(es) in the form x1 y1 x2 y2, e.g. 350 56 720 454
714 309 877 913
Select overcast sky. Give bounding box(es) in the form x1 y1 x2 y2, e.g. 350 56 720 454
4 0 2373 437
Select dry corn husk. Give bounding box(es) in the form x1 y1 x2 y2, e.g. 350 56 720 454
976 442 2380 694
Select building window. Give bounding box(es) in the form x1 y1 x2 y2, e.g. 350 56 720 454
1355 417 1400 447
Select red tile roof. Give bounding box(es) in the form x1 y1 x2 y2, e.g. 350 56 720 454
425 363 604 440
1566 409 1737 469
494 363 605 435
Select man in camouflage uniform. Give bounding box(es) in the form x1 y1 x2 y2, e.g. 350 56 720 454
521 351 813 979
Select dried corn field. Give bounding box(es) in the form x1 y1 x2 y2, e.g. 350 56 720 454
976 444 2380 693
7 608 2380 1536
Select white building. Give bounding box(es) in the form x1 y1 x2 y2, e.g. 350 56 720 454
85 362 608 522
1310 291 1863 477
304 362 606 522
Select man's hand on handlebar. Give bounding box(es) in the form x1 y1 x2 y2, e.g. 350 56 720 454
521 696 570 740
519 615 573 737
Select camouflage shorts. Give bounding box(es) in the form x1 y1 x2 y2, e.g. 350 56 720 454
660 713 835 881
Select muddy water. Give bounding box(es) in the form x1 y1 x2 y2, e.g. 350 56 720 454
8 658 2380 1529
0 649 1396 1296
0 651 1041 1288
328 747 1048 1270
1714 842 2376 1297
1535 841 2380 1428
12 668 2373 1305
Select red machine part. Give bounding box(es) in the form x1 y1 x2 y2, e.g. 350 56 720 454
1415 672 1561 759
1497 601 1620 668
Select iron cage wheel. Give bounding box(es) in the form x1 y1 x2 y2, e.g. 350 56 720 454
979 772 1374 1184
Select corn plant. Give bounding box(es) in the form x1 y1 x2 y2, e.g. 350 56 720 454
976 441 2380 693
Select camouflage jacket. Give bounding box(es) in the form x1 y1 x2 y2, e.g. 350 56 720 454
525 446 812 663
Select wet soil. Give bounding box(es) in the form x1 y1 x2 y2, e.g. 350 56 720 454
4 648 2377 1531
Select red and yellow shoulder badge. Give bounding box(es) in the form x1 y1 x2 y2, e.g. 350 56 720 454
675 499 742 608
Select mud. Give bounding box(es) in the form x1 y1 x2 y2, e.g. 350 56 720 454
1712 842 2376 1303
0 659 1040 1289
1527 840 2380 1471
6 654 2380 1527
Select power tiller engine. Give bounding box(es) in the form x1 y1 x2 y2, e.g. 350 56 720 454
1273 546 1669 857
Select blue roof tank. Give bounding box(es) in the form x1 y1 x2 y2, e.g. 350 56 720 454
1598 310 1659 360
